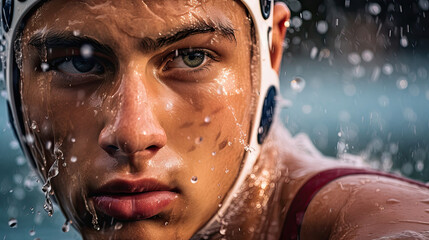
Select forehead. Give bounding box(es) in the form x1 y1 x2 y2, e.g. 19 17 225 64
25 0 247 40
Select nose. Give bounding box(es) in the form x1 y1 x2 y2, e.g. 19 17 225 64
98 70 167 159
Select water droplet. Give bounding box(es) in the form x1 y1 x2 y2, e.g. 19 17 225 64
211 151 216 156
302 10 312 20
70 156 77 163
29 229 36 236
70 138 76 143
62 219 71 232
290 77 306 93
8 218 17 228
386 198 401 204
80 44 93 59
219 228 226 235
16 156 25 166
361 50 374 62
225 169 230 174
302 105 312 114
165 102 173 111
382 63 394 75
9 140 20 150
191 176 198 183
347 52 361 65
416 161 425 172
419 0 429 10
211 167 215 171
400 36 409 48
368 3 381 15
204 116 211 123
164 221 169 226
47 160 59 179
316 20 328 34
244 145 255 152
25 134 34 144
194 137 203 144
114 222 123 230
73 30 80 36
45 141 52 150
31 121 37 130
227 141 232 146
291 16 302 28
396 78 408 90
41 63 49 72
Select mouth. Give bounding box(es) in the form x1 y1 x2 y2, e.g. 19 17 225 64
91 178 179 221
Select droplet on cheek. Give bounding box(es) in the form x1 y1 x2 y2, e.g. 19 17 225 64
204 116 211 123
191 176 198 183
195 137 203 144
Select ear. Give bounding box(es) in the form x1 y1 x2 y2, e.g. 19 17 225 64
271 2 290 74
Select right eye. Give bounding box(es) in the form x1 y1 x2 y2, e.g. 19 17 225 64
50 56 105 75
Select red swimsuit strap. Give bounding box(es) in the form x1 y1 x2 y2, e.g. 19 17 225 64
280 168 429 240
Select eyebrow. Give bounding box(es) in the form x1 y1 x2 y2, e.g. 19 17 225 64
29 31 116 57
140 20 237 52
28 20 236 55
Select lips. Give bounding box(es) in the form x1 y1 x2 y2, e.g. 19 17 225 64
92 178 178 220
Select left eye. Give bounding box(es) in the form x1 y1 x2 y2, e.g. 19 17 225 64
164 50 211 70
50 56 104 74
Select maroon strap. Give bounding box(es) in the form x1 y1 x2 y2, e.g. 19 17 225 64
280 168 429 240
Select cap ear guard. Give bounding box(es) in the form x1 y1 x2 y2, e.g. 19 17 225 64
2 0 14 32
257 86 276 144
260 0 272 20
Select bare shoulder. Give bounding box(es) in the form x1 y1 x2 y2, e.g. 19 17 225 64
301 173 429 240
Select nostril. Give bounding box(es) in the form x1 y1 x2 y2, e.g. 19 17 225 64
146 145 158 151
107 145 120 152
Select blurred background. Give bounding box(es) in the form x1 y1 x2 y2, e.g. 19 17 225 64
1 0 429 239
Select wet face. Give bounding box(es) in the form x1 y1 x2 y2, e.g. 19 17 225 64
20 0 255 239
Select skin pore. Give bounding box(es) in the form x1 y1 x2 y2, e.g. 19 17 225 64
20 0 258 239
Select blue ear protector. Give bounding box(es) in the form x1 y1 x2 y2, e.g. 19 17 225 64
257 86 276 144
260 0 272 20
2 0 13 32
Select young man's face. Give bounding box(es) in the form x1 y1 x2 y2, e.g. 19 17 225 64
20 0 255 238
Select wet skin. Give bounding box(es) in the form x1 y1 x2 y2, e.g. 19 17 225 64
20 0 256 239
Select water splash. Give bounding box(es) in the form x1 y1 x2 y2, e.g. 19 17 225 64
42 159 59 216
